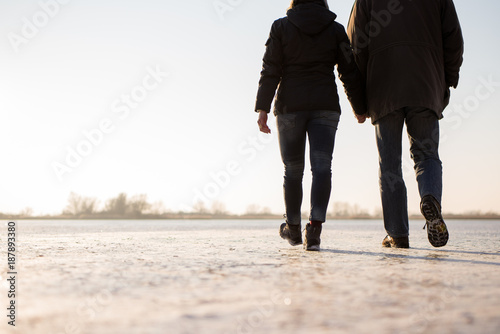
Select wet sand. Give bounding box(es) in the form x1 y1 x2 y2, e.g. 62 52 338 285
1 220 500 334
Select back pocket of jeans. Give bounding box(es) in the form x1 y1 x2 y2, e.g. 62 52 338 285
319 111 340 127
277 113 297 132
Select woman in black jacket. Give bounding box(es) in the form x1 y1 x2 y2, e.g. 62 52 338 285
255 0 366 251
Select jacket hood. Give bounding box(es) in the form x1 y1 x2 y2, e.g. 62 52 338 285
287 3 337 36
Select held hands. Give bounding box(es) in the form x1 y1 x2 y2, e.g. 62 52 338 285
355 113 368 124
257 110 271 134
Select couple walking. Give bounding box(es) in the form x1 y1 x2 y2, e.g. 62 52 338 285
255 0 464 251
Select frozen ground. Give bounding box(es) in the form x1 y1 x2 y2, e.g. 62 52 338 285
1 219 500 334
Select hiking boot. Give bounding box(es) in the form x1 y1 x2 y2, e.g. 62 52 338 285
382 235 409 248
421 195 449 247
279 223 302 246
304 223 322 251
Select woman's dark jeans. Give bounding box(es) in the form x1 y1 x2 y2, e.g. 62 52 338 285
277 110 340 226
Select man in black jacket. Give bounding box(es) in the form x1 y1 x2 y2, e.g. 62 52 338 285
255 0 366 251
347 0 464 248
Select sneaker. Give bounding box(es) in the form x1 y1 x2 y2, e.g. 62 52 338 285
304 223 322 251
421 195 449 248
382 235 409 248
279 223 302 246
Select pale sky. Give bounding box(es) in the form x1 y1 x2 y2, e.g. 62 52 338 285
0 0 499 216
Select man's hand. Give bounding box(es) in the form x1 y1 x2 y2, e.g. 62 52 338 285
355 113 368 124
257 110 271 134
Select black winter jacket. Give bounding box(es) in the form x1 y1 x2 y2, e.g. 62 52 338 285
255 2 367 115
347 0 464 123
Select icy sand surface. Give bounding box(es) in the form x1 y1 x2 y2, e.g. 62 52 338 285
2 219 500 334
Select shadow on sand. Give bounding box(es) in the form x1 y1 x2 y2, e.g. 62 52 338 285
317 248 500 267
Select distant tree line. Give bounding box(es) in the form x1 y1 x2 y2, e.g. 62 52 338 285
1 193 499 219
63 192 153 218
59 193 280 219
326 202 372 219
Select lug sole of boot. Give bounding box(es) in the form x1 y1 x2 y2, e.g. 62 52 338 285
426 219 449 248
421 201 449 248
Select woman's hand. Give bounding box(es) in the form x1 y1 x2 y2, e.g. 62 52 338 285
257 110 271 134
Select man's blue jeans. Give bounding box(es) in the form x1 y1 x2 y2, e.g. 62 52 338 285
375 107 442 237
277 110 340 226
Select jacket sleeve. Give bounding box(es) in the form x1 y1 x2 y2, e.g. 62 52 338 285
335 25 367 116
255 20 283 113
441 0 464 88
347 0 370 79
